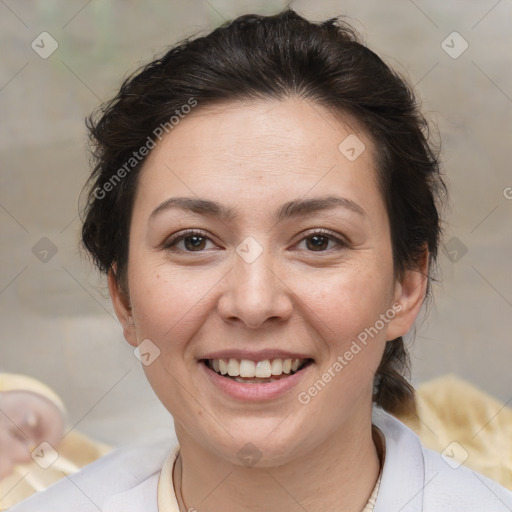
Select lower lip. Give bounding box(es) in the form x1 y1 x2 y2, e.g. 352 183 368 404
199 361 313 401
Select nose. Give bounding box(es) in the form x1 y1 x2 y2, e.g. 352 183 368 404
217 248 293 329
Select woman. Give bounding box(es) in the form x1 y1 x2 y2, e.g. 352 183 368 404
10 8 512 511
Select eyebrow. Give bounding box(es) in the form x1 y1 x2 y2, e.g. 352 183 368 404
149 195 366 223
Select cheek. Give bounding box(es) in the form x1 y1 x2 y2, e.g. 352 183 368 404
128 262 227 385
290 261 393 406
293 261 394 344
129 264 211 338
292 272 390 418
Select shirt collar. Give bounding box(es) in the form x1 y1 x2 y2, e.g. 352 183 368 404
372 407 426 512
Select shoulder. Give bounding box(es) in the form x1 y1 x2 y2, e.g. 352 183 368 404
421 446 512 510
7 430 178 512
372 407 512 511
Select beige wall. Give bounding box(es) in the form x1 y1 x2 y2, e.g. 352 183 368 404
1 0 511 445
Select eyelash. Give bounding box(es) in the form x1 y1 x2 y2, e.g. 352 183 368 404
162 229 349 254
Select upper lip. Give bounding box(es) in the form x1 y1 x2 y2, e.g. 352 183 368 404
199 350 314 361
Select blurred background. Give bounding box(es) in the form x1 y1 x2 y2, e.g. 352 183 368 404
1 0 511 446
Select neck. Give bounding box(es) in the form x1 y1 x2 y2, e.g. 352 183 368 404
174 405 381 512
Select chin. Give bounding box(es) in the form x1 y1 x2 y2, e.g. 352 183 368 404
204 417 315 468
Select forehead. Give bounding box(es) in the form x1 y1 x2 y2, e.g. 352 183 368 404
133 98 383 221
146 98 372 169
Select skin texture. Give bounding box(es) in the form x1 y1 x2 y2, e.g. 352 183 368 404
0 391 65 479
109 98 428 511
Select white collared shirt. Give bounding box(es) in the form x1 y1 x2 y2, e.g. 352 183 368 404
7 407 512 511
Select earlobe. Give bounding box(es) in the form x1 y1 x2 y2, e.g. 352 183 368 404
107 267 138 347
386 251 429 340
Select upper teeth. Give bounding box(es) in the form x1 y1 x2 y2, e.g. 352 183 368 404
209 358 306 378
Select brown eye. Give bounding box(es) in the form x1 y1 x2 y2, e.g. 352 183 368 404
182 235 207 251
298 230 348 252
305 234 330 251
164 230 215 252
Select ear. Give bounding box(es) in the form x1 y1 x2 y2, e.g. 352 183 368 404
108 267 138 348
386 248 429 341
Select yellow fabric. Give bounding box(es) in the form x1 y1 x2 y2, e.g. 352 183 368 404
0 429 112 509
394 374 512 490
0 373 66 416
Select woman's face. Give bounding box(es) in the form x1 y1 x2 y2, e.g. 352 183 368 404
110 98 424 466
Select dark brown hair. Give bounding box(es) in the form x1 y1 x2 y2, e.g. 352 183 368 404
81 8 445 415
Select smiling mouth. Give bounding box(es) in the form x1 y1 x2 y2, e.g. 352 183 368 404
202 358 314 383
